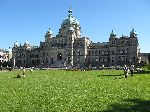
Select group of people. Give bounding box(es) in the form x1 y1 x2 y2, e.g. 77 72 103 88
15 67 33 78
124 64 134 78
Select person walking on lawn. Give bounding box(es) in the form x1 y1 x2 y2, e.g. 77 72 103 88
124 65 129 78
130 64 135 77
22 67 26 78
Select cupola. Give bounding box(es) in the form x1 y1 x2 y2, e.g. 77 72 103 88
45 28 53 42
14 41 19 47
61 9 80 26
110 30 116 38
130 28 137 37
24 41 30 47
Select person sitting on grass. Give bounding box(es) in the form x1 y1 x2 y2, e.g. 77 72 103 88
14 74 21 78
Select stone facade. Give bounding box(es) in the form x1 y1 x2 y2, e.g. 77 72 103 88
0 48 12 66
140 53 150 64
12 9 141 68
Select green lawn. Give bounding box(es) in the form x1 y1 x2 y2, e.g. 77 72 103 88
0 70 149 112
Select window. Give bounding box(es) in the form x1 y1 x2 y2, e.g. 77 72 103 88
112 57 114 63
112 51 115 54
78 50 80 55
51 58 53 64
95 50 98 56
51 44 54 47
89 51 90 56
99 57 102 62
46 58 48 63
99 51 101 55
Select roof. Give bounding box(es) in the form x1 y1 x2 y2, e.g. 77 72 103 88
0 49 5 52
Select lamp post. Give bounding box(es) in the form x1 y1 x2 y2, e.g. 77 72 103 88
77 50 80 68
96 58 98 67
13 56 16 68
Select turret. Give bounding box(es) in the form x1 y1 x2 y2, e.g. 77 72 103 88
129 29 138 45
45 28 53 42
109 30 117 45
130 28 137 38
23 41 30 49
110 30 116 38
14 41 19 48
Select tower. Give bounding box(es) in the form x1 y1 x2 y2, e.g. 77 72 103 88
109 30 117 46
129 28 140 65
45 28 53 43
130 28 137 38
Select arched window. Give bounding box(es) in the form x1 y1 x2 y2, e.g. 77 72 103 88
95 50 98 56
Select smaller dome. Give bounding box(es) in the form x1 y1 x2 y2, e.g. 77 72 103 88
24 41 30 46
8 47 12 52
130 28 137 35
47 28 53 34
14 41 19 47
121 34 125 37
5 47 12 52
110 30 116 37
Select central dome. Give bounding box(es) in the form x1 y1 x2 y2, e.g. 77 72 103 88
61 9 80 26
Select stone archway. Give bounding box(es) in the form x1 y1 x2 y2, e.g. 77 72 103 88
57 53 62 61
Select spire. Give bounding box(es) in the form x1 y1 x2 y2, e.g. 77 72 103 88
48 27 51 31
69 5 72 11
112 30 114 33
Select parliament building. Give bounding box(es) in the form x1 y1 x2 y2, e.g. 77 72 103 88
12 9 141 68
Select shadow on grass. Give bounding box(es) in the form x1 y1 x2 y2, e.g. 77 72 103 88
134 70 150 74
98 70 150 77
102 98 150 112
98 74 124 77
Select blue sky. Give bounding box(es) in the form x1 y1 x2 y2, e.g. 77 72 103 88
0 0 150 52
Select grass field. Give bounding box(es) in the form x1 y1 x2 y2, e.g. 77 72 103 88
0 69 150 112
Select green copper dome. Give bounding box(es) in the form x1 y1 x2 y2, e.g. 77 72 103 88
14 41 19 47
24 41 30 45
130 28 137 34
47 28 52 34
110 30 116 37
61 9 80 26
